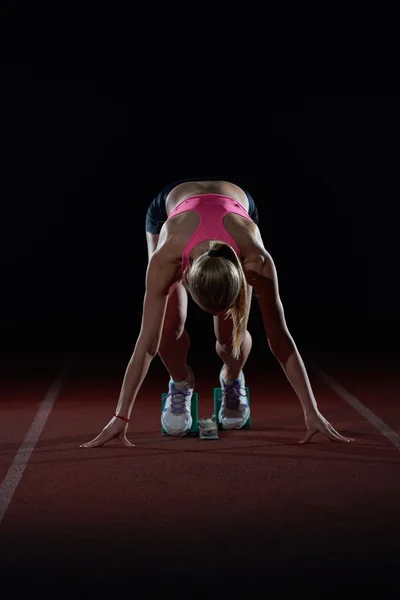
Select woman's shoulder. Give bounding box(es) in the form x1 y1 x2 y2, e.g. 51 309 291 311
223 214 267 260
146 236 183 291
151 227 185 267
155 216 195 256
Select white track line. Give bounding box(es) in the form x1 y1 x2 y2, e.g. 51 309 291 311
0 360 72 527
308 360 400 451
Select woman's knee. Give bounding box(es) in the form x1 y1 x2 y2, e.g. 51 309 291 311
216 329 251 352
213 283 253 346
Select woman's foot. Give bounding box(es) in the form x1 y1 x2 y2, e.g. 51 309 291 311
161 365 195 436
218 367 250 429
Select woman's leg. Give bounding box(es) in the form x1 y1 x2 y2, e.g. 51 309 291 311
214 283 253 430
146 232 193 385
158 281 192 384
213 283 253 380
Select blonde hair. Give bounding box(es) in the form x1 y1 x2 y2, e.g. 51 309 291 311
184 240 248 360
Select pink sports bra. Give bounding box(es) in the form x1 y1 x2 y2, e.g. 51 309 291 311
167 193 254 272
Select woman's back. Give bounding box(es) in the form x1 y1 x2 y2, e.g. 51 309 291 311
157 180 262 269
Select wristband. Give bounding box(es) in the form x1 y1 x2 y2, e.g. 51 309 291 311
114 413 131 423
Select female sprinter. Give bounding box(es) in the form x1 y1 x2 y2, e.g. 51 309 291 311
81 178 353 448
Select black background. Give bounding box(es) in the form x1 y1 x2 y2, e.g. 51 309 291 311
1 82 399 362
1 67 400 597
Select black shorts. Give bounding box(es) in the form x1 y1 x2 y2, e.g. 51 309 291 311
145 177 259 234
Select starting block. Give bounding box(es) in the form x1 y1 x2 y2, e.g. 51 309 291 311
161 386 252 436
213 386 252 430
161 392 199 435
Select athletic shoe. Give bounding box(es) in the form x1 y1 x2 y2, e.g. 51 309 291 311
218 367 250 430
161 365 194 436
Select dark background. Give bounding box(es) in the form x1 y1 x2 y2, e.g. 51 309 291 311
1 81 398 364
1 72 400 597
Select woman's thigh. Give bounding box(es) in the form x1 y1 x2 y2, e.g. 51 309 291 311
213 283 253 345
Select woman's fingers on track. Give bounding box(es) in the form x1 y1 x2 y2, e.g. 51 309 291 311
80 416 136 448
298 430 316 444
118 433 135 447
299 427 354 444
327 426 354 443
80 432 135 448
79 433 107 448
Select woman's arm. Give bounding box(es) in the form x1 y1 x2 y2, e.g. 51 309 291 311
243 250 317 415
115 248 181 419
80 247 181 448
243 248 352 443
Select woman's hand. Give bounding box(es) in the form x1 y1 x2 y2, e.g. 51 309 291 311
299 411 354 444
80 416 135 448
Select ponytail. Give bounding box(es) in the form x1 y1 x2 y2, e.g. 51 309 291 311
221 253 248 361
207 241 248 361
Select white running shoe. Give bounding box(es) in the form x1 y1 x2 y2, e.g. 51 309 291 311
161 366 194 436
218 367 250 430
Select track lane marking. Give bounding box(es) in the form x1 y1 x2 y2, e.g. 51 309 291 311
0 360 72 526
308 360 400 451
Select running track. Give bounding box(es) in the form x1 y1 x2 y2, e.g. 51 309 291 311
1 350 399 598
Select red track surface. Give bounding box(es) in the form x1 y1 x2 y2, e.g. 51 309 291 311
1 351 399 598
